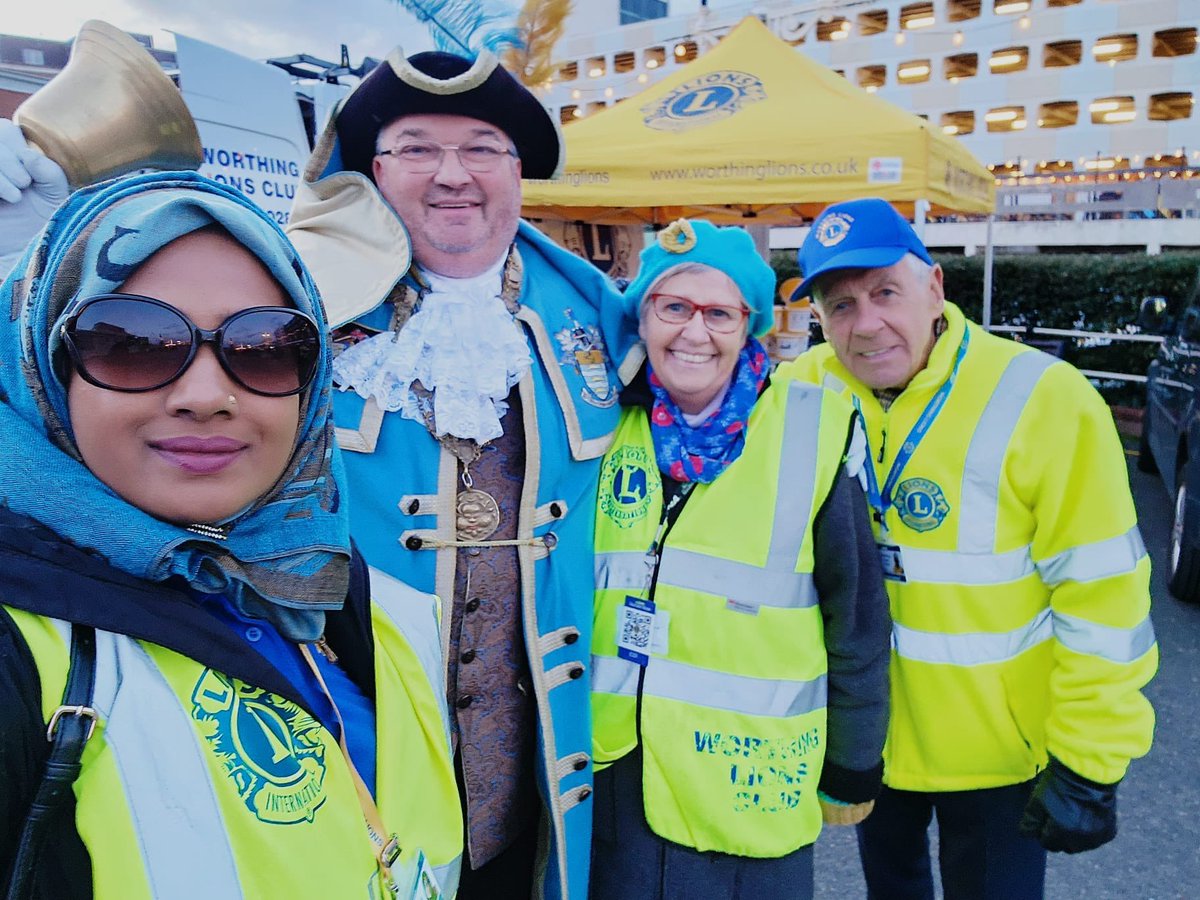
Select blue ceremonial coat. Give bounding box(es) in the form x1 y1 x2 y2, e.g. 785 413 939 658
332 221 637 900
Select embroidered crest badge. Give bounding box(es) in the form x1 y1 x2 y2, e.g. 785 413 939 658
815 212 854 248
642 71 766 133
600 445 660 527
894 477 950 533
191 669 329 825
555 308 618 408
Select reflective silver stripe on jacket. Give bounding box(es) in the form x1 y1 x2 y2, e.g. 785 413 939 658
595 381 827 610
591 653 827 718
897 349 1145 588
893 607 1156 666
368 565 450 740
81 624 246 899
957 349 1056 554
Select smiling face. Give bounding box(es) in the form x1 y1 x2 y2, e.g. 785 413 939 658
372 113 523 277
66 229 302 525
640 267 749 415
811 256 945 391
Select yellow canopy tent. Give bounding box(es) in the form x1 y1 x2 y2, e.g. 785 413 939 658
522 16 994 225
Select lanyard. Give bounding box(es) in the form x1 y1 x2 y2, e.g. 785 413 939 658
855 328 970 525
299 643 404 891
641 482 693 594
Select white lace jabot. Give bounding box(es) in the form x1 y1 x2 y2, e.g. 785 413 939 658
332 255 531 443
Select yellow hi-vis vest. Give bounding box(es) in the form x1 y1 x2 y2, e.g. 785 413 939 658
7 567 462 900
591 379 853 858
779 302 1157 791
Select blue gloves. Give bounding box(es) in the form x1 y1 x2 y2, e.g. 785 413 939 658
1019 755 1118 853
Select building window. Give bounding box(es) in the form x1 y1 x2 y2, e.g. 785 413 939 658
1149 92 1193 121
613 51 636 74
620 0 667 26
1043 40 1082 68
557 61 578 82
1093 34 1137 63
586 56 606 78
1089 96 1135 125
560 105 579 124
1046 0 1081 6
994 0 1031 15
900 2 935 30
897 59 932 83
858 65 886 91
857 9 889 37
941 110 975 135
1035 160 1075 174
20 48 46 66
818 18 853 41
985 105 1026 132
643 47 666 70
989 46 1029 73
1153 28 1197 58
586 101 608 116
1037 101 1079 128
672 40 698 63
947 0 981 22
944 52 978 81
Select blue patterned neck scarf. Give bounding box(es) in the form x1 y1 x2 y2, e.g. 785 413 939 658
0 171 348 641
647 338 769 483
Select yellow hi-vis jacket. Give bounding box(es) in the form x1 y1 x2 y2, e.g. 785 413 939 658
591 379 853 857
7 566 462 899
779 302 1157 790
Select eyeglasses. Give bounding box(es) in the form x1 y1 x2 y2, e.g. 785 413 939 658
648 293 749 334
375 140 517 173
61 294 321 397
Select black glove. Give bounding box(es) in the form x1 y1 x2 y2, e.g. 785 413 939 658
1019 756 1118 853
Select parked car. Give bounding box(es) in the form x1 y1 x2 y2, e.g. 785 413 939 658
1140 277 1200 603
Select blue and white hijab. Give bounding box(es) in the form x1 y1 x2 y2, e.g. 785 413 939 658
0 170 348 640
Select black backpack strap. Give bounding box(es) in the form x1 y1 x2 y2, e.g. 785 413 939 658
5 624 97 900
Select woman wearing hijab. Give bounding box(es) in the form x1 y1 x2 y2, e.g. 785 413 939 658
588 219 891 900
0 171 461 899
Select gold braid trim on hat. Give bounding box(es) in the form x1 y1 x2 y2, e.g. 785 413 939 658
388 47 499 96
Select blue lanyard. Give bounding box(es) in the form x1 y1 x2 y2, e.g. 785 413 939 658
855 328 970 524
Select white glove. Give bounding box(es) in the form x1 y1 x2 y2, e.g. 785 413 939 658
0 118 70 279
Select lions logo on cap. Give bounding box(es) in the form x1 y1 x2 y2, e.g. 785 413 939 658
642 71 766 133
894 477 950 533
815 212 854 248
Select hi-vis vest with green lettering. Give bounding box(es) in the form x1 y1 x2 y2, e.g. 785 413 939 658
591 379 853 858
7 568 462 900
778 302 1157 791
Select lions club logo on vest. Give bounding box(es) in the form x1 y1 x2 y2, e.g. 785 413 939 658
894 477 950 533
642 71 766 133
192 670 328 824
600 445 660 527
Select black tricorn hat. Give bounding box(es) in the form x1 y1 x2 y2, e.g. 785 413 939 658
335 49 565 181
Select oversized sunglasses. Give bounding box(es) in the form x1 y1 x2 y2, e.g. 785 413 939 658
61 293 321 397
648 293 749 334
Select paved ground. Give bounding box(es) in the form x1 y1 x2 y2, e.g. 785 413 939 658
814 461 1200 898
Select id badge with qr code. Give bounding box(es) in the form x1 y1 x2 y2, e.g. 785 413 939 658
619 594 675 666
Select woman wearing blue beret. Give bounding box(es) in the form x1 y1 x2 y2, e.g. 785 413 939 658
588 218 890 899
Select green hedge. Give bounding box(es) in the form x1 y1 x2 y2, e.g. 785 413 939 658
771 250 1200 406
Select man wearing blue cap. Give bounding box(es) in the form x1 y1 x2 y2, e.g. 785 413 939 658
779 197 1157 899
